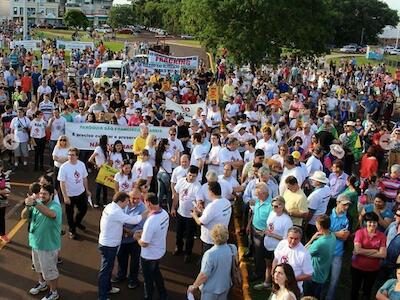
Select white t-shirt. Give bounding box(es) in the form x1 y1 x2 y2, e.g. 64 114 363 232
255 138 279 158
168 138 184 169
52 147 69 168
207 145 221 173
307 185 331 225
274 240 313 292
99 201 142 247
174 178 201 218
171 166 188 184
190 144 207 178
244 150 255 164
144 145 156 167
279 167 305 196
199 198 232 244
110 152 123 170
37 85 52 97
141 209 170 260
49 117 66 141
196 180 233 205
73 114 87 123
132 160 153 180
93 146 107 168
305 155 323 176
57 160 88 197
29 119 47 139
264 212 293 251
114 172 136 193
10 116 31 143
160 151 173 174
218 147 243 178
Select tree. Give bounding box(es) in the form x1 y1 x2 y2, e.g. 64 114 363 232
330 0 399 46
63 9 89 29
108 5 136 29
181 0 334 68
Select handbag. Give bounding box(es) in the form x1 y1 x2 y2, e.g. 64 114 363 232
228 244 242 288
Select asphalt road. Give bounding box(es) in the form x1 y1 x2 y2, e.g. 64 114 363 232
0 152 203 300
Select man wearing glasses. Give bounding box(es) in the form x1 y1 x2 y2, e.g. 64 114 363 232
58 148 91 240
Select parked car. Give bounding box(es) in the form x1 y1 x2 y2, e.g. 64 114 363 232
339 45 358 53
181 34 194 40
95 25 112 33
384 46 395 54
117 28 134 34
53 24 68 30
389 48 400 55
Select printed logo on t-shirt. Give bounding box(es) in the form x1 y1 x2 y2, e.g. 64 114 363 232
137 167 142 177
268 223 274 231
121 181 129 191
74 170 81 184
181 188 189 201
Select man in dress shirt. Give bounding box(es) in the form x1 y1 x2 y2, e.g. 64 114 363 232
255 127 278 158
328 160 348 213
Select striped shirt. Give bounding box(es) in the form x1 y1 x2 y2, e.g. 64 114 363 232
379 174 400 202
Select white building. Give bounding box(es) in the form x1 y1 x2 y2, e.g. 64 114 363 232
9 0 64 25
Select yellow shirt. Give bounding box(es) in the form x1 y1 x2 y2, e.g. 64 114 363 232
149 74 160 84
222 84 234 101
283 189 308 226
132 136 146 160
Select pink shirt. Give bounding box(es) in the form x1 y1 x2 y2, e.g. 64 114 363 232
352 228 386 272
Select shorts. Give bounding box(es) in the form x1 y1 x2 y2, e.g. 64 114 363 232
14 142 29 157
32 249 59 281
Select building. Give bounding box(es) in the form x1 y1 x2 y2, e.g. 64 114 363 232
0 0 10 20
7 0 112 26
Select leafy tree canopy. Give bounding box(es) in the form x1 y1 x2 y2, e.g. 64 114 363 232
63 9 89 29
107 5 137 29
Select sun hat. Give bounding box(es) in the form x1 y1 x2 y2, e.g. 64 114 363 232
310 171 329 184
330 144 345 159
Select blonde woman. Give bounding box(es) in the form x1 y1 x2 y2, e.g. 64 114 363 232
52 135 70 194
254 196 293 291
144 133 157 168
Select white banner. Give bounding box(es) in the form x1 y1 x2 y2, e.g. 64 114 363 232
166 99 206 122
148 50 198 70
10 40 42 50
65 123 169 152
56 40 95 51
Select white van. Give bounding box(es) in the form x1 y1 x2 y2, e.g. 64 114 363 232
92 60 128 85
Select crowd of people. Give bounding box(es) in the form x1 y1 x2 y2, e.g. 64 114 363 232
0 27 400 300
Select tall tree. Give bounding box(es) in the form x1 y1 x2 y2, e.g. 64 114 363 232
107 5 136 29
63 9 89 29
330 0 399 46
181 0 334 67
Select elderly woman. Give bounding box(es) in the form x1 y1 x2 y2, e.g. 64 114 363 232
187 224 238 300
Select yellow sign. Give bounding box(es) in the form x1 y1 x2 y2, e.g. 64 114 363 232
95 164 119 189
208 85 219 101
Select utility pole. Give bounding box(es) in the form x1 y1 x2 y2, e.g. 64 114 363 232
360 27 365 46
23 0 28 40
396 24 400 49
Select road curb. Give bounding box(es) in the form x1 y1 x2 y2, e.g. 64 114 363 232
233 205 252 300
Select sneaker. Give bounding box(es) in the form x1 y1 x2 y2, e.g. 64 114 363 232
93 204 99 208
111 277 125 283
128 281 139 289
108 287 120 294
0 235 10 243
253 282 271 291
68 232 78 240
41 290 59 300
29 282 48 295
57 257 63 264
76 224 86 231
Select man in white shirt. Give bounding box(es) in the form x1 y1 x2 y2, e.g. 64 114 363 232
196 171 233 205
305 171 331 240
98 192 147 300
256 127 278 158
190 132 207 179
272 227 313 293
171 154 190 199
305 147 323 177
168 127 184 169
192 181 232 252
135 193 169 300
218 137 244 179
58 148 92 240
10 108 30 167
37 79 52 101
38 94 55 122
171 165 201 263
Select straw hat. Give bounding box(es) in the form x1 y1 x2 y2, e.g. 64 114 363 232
310 171 329 184
330 144 345 159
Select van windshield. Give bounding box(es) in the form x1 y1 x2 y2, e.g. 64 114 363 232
94 67 121 78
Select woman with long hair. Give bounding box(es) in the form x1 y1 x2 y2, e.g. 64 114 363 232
88 135 109 208
110 140 128 170
114 159 136 193
270 263 300 300
52 135 70 195
144 134 157 168
29 110 47 171
155 139 178 211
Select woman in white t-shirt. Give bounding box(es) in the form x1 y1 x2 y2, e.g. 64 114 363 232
155 139 178 211
114 160 136 193
110 140 128 170
30 110 47 171
144 134 157 168
255 196 293 291
88 135 110 207
206 133 222 174
52 135 70 194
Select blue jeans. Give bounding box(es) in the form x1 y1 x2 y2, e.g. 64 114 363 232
157 172 171 211
116 242 141 283
98 244 119 300
141 257 168 300
325 256 342 300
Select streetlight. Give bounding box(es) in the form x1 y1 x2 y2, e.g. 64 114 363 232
23 0 28 40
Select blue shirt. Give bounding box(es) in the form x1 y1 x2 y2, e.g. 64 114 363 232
330 208 349 257
378 279 400 300
6 75 16 87
32 72 41 87
383 233 400 269
252 196 272 231
121 202 146 244
201 244 237 294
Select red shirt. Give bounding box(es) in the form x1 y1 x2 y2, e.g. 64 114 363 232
128 115 142 126
21 76 32 93
359 155 378 179
352 228 386 272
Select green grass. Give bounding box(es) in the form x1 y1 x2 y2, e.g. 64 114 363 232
103 41 124 52
166 39 201 47
327 55 396 75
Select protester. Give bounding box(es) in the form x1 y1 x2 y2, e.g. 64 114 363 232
0 161 10 243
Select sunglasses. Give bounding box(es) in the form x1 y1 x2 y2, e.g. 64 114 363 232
272 205 281 208
60 139 67 141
